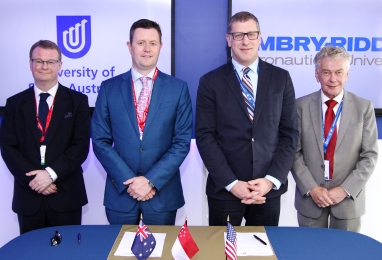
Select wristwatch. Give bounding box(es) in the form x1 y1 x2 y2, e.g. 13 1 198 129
148 180 155 189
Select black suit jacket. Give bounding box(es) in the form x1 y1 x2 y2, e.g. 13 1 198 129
196 59 298 200
0 84 90 215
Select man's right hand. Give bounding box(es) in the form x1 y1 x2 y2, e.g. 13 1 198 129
41 183 58 195
310 186 334 208
230 181 266 205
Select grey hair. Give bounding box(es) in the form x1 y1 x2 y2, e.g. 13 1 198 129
314 46 351 71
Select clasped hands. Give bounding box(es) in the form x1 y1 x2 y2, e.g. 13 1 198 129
310 186 348 208
124 176 156 202
230 178 274 205
26 170 57 195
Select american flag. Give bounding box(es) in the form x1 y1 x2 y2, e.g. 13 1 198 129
131 220 156 260
225 222 237 260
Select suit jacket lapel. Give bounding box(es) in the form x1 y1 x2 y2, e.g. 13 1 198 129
336 90 353 150
21 88 40 146
44 84 68 147
142 71 166 140
225 61 250 121
252 59 270 129
120 71 140 138
310 91 324 159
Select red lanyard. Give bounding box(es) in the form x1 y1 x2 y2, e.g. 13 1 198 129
132 68 158 132
34 93 56 143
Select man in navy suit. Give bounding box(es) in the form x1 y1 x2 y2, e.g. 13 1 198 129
0 40 90 234
196 11 298 226
92 19 192 225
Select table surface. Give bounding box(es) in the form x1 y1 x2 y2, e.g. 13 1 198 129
1 225 382 259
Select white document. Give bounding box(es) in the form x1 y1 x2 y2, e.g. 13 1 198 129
114 232 166 257
224 232 274 256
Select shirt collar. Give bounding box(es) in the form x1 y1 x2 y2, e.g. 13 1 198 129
131 67 156 82
321 89 344 105
34 82 59 99
231 57 259 75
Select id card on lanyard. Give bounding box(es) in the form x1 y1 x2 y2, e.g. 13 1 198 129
322 98 343 180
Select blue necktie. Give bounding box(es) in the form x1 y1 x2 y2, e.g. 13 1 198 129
39 93 50 129
242 67 254 121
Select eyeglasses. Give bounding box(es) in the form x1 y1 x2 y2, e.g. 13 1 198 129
229 31 260 41
31 59 61 66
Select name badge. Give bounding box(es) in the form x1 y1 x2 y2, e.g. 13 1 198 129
324 160 330 180
40 145 46 166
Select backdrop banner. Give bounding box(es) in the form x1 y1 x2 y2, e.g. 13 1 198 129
232 0 382 108
0 0 172 107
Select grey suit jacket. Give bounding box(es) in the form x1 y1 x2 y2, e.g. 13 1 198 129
291 90 378 219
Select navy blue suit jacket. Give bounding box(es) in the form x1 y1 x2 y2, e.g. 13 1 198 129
91 69 192 212
196 59 298 200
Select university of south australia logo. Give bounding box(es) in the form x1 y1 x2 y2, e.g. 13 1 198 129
56 16 91 59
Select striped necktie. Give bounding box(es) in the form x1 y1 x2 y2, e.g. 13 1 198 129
242 67 254 121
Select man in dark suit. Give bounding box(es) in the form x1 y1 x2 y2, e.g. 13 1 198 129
0 40 90 234
196 11 298 226
291 46 378 231
91 19 192 225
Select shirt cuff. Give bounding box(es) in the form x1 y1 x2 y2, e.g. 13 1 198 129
45 167 58 182
342 187 352 198
265 175 281 190
225 180 238 191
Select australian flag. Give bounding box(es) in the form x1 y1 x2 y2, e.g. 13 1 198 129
131 220 156 260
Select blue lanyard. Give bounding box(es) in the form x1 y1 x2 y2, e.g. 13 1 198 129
322 98 343 154
233 66 258 107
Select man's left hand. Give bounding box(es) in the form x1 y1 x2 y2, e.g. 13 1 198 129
328 186 348 205
248 178 274 197
124 176 154 201
26 170 53 193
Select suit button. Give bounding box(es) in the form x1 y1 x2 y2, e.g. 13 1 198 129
252 138 254 142
140 148 144 152
138 171 142 175
320 183 324 187
321 165 325 169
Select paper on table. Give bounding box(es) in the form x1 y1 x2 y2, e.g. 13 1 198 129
224 232 274 256
114 232 166 257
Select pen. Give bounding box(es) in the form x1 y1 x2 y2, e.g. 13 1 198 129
253 234 267 245
78 233 81 244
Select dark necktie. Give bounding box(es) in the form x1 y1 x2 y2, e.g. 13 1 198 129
39 93 50 129
242 67 254 121
324 99 337 179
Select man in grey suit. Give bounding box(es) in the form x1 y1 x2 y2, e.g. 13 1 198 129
291 46 378 232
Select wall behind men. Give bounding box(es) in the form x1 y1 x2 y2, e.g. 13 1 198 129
232 0 382 109
0 0 172 107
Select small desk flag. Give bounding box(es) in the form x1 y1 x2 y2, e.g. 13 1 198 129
171 221 199 259
131 219 156 260
225 222 237 260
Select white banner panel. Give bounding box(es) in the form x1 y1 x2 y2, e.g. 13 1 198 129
0 0 171 107
232 0 382 108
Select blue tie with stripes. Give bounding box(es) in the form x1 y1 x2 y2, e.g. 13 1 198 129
242 67 254 121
